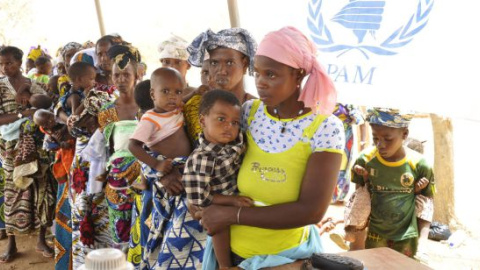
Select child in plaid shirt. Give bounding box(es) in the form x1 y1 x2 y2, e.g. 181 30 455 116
183 90 253 269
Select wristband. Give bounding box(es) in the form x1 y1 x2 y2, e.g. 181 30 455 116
236 207 242 224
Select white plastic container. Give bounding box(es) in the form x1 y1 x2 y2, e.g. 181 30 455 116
78 248 134 270
447 230 467 248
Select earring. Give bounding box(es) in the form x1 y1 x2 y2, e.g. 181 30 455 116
296 84 300 89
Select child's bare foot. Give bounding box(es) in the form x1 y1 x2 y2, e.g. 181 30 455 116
415 177 429 194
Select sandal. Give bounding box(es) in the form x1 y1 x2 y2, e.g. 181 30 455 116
329 231 350 250
42 249 54 258
0 248 18 263
36 246 54 258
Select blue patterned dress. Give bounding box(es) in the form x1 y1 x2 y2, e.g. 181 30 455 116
332 103 364 202
141 156 206 270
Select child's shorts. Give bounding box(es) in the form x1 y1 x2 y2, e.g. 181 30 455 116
415 194 434 222
366 232 418 258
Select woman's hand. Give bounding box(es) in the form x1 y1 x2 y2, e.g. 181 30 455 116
159 169 184 196
198 204 237 236
155 159 173 175
232 196 254 207
187 204 202 220
21 108 37 117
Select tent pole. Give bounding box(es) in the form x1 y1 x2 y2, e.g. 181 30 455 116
227 0 241 27
431 114 457 228
94 0 106 36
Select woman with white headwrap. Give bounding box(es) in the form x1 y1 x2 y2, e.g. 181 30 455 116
158 34 191 82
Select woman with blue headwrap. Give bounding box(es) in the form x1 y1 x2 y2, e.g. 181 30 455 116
140 28 258 270
184 28 257 146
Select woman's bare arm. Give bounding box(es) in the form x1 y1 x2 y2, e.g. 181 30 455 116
200 151 342 235
0 109 36 125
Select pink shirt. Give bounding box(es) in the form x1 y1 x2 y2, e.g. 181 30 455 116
130 109 184 148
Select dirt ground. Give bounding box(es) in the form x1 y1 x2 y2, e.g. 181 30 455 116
0 233 55 270
1 118 479 270
2 206 478 270
320 204 480 270
0 206 479 270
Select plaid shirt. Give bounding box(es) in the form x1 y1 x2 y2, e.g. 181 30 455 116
183 133 245 207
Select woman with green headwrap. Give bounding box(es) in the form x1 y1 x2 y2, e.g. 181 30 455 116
97 44 141 252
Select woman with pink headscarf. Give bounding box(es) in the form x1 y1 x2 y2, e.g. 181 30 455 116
199 27 345 269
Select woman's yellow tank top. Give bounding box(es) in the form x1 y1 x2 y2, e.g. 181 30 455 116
230 100 327 258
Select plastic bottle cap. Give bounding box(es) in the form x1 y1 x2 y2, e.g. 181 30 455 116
78 248 134 270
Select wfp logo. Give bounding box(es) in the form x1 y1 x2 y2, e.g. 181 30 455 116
308 0 434 59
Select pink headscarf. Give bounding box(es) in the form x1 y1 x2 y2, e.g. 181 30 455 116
256 26 337 114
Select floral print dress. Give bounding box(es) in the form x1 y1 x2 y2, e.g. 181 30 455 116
70 134 112 270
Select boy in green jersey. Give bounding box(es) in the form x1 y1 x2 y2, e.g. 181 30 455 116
352 108 435 258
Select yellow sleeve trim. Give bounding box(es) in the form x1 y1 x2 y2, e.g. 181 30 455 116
314 148 345 155
363 146 378 162
375 151 407 167
405 148 423 171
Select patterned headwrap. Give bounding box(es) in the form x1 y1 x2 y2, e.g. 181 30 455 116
256 26 336 114
61 42 82 58
158 34 189 61
27 45 48 61
57 75 70 98
107 44 141 70
107 33 125 45
188 28 257 76
366 107 414 128
69 90 111 137
83 40 95 49
80 90 111 118
70 48 97 67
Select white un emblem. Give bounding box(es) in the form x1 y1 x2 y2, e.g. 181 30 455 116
308 0 434 59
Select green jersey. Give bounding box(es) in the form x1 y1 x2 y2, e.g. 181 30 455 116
352 147 435 241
